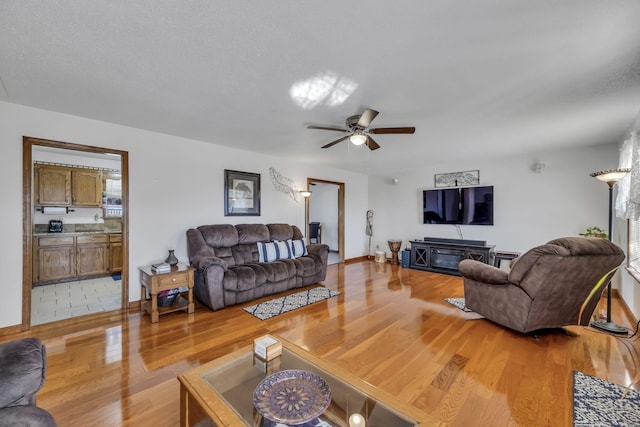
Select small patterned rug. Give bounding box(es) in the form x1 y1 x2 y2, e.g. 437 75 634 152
243 287 341 320
444 298 484 319
573 371 640 426
444 297 474 312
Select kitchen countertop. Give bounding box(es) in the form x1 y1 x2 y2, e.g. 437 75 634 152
33 230 122 237
34 223 122 236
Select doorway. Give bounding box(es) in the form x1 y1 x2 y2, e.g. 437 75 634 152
306 178 344 264
22 137 129 330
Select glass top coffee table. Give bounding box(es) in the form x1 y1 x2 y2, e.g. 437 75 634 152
178 336 442 427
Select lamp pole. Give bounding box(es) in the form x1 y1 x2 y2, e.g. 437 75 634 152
589 169 630 335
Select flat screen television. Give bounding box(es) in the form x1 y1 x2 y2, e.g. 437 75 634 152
423 186 494 225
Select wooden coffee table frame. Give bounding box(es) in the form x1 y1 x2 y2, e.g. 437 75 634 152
178 336 442 427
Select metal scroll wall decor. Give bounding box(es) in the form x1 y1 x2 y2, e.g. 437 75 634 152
434 170 480 188
269 167 303 202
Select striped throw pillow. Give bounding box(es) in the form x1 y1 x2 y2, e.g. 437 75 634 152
288 238 307 258
257 241 292 262
275 240 293 259
257 242 278 262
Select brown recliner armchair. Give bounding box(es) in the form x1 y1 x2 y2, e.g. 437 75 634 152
459 237 625 334
0 338 57 426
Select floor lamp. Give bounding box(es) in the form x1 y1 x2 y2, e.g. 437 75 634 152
299 190 312 239
589 168 630 335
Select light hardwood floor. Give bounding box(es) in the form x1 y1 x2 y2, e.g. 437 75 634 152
3 261 638 426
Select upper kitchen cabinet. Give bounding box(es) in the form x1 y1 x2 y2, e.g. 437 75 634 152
35 164 103 207
72 169 103 206
34 164 71 206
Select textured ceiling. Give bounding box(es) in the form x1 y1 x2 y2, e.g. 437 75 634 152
2 1 640 175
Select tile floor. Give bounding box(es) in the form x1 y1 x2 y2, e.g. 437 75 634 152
328 251 341 265
31 276 122 326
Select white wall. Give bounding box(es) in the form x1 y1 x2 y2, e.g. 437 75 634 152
0 101 368 329
309 182 339 251
369 142 640 317
368 143 618 257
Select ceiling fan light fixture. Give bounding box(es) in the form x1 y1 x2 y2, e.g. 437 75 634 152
350 133 367 146
309 108 415 151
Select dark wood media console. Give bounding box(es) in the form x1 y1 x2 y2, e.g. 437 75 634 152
410 237 494 276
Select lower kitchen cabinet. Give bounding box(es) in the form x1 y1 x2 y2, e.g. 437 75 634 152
33 233 122 285
33 236 75 283
76 234 109 276
109 234 123 273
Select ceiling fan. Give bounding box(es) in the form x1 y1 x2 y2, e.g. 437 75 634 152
307 108 415 151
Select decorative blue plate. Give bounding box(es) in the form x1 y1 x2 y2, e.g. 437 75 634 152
253 369 332 425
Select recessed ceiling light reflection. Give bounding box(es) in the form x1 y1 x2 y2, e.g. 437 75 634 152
290 71 358 110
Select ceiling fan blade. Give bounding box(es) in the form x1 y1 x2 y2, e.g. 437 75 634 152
357 109 379 128
366 136 381 151
307 125 350 132
369 127 416 134
321 134 351 149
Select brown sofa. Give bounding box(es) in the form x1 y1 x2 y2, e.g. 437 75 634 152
186 223 329 310
459 237 625 333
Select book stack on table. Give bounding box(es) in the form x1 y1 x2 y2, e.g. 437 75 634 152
151 262 171 273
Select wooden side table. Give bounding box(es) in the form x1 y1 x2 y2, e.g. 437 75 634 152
139 263 195 323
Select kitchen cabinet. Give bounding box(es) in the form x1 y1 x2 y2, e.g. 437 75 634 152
72 169 103 206
33 236 75 284
109 234 123 273
33 233 119 285
76 234 109 276
34 165 102 207
34 165 71 206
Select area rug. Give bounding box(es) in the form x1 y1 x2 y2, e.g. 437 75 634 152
444 297 473 312
573 371 640 426
243 287 341 320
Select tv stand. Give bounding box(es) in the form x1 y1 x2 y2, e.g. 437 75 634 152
409 238 494 276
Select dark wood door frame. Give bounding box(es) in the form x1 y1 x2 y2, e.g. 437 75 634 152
306 178 345 263
22 137 129 330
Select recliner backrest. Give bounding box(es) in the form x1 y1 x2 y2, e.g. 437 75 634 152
187 224 305 267
508 237 625 300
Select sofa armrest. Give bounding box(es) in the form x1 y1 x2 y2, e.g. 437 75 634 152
0 338 46 409
306 243 329 257
0 405 57 427
192 256 227 272
459 259 509 285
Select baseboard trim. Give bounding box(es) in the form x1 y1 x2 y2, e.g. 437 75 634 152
345 256 369 264
611 288 638 327
0 324 25 337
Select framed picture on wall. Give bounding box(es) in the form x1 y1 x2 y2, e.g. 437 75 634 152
224 169 261 216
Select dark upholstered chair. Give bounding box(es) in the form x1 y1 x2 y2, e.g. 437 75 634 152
309 222 321 244
459 237 625 334
0 338 57 427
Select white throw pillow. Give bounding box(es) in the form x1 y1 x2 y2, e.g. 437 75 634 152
288 238 307 258
257 242 278 262
257 240 293 262
275 240 292 259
